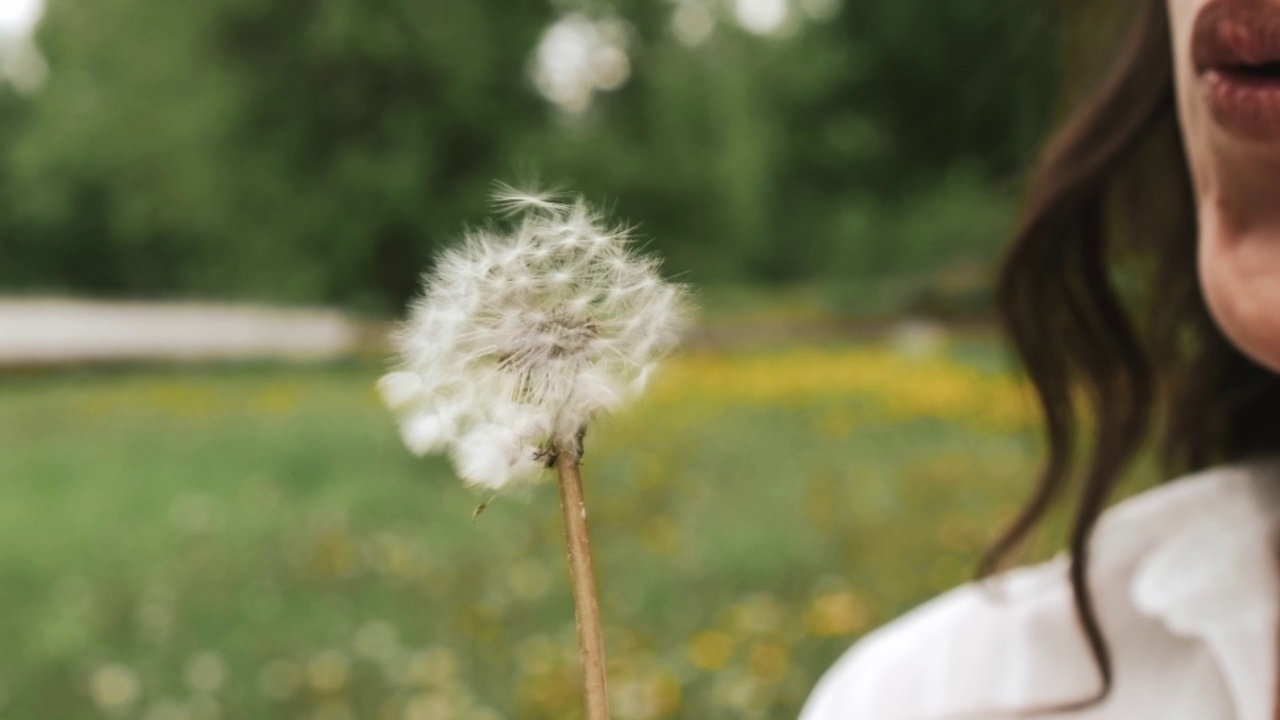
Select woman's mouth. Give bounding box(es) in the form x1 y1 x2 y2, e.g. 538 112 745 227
1193 0 1280 142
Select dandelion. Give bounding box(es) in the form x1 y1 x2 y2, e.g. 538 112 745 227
380 187 692 720
381 189 688 489
687 630 735 672
306 649 352 695
746 641 790 684
507 559 553 600
183 651 227 694
257 659 302 701
403 692 456 720
403 646 459 689
187 694 220 720
141 698 190 720
353 619 400 662
88 662 141 713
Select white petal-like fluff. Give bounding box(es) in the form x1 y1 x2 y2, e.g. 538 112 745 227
453 425 545 490
377 372 423 410
379 189 691 489
399 412 453 456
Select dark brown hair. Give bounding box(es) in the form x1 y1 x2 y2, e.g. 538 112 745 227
985 0 1280 711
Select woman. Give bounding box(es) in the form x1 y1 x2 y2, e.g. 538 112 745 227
802 0 1280 717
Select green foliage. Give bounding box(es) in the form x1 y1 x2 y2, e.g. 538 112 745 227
822 169 1017 279
0 0 1058 312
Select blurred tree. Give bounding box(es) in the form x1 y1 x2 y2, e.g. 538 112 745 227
215 0 553 308
5 0 551 309
0 83 34 284
0 0 1059 312
530 1 1057 283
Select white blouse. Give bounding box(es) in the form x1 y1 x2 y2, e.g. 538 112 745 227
800 460 1280 720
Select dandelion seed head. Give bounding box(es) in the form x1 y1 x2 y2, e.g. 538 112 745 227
381 190 691 489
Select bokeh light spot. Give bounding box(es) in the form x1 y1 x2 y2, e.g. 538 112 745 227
671 3 715 47
734 0 788 36
532 14 632 115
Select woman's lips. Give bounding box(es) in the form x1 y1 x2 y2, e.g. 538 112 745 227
1193 0 1280 142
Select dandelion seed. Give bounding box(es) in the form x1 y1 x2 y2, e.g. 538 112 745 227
377 372 422 410
397 410 455 457
491 183 566 216
381 191 691 490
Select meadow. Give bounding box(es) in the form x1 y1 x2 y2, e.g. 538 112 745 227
0 338 1054 720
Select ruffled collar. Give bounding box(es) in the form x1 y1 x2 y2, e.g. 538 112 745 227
1109 458 1280 720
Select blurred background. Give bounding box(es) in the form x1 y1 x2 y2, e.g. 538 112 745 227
0 0 1089 718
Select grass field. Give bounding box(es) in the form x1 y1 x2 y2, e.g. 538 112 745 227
0 339 1050 719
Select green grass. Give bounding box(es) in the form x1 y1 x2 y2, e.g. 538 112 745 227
0 347 1044 720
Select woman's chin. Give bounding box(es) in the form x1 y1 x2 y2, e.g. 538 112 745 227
1200 232 1280 373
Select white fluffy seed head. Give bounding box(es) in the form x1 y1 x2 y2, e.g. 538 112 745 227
380 188 692 490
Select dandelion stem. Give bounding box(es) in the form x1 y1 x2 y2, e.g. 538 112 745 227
554 437 610 720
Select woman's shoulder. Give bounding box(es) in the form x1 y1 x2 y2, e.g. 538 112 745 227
800 557 1088 719
800 460 1280 720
